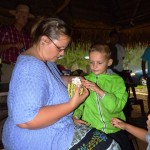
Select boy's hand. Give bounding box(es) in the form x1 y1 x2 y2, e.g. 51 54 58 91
82 79 105 97
82 80 100 92
72 116 90 126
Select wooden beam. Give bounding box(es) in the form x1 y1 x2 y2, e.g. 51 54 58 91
131 0 142 19
130 0 142 25
53 0 71 15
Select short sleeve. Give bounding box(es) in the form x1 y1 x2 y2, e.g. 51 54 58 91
9 58 48 124
141 47 150 61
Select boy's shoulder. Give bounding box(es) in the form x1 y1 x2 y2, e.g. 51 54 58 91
85 69 122 78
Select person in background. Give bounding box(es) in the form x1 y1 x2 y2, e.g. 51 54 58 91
111 115 150 150
71 69 87 76
2 17 121 150
57 64 71 75
141 46 150 113
108 30 125 78
73 43 132 150
0 3 34 83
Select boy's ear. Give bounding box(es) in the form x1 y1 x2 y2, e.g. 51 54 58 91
108 59 113 66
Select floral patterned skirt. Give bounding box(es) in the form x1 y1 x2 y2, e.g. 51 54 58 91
69 124 121 150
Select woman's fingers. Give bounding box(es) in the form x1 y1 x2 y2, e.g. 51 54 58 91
71 85 89 107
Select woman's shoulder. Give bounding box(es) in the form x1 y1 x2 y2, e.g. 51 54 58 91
18 55 43 64
16 55 45 72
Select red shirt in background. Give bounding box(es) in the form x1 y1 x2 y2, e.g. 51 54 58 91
0 24 31 64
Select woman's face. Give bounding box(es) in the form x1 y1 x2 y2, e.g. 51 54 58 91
89 51 112 75
40 35 70 62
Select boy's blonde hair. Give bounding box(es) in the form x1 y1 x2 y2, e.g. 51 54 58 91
89 43 111 59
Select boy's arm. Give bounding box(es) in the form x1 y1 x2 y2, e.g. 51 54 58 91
82 76 128 113
73 102 84 119
101 78 128 113
73 103 90 126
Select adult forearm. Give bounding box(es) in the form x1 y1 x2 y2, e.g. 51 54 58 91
0 44 14 53
62 75 72 85
18 101 75 130
62 75 83 85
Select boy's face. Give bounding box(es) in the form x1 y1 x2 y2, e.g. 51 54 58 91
89 51 112 75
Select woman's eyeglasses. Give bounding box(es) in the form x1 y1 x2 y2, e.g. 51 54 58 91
49 38 65 52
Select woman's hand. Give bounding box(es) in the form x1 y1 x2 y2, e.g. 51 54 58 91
14 42 24 50
70 84 89 108
111 118 127 130
72 116 90 126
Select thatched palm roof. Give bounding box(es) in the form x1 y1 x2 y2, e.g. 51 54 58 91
0 0 150 47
